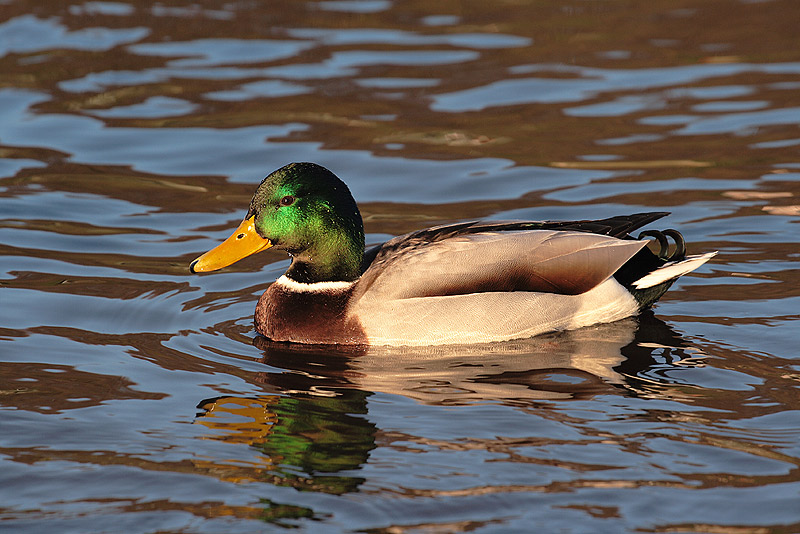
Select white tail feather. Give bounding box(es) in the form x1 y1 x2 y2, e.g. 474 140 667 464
632 252 717 289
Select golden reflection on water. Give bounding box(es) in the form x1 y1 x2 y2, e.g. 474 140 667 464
193 396 279 482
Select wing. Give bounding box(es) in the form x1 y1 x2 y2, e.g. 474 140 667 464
354 227 648 301
360 212 668 269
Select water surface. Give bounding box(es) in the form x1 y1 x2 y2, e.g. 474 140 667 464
2 1 800 532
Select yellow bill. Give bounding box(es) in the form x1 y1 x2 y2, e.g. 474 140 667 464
190 216 272 273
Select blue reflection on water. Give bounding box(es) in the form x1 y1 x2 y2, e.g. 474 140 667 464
0 15 148 54
674 106 800 135
205 80 313 101
432 63 800 112
85 97 198 118
128 38 315 67
287 27 531 48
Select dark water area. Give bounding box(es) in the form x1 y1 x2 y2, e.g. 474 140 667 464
1 1 800 532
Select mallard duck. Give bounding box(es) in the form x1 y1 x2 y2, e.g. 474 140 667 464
190 162 714 346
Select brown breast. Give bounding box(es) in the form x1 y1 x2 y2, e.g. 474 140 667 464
254 282 368 345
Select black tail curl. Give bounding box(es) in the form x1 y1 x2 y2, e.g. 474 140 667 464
637 229 686 261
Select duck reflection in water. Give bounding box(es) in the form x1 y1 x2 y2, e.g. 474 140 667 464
251 311 703 404
193 312 706 518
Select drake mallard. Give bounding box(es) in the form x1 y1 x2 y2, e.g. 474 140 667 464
190 162 714 346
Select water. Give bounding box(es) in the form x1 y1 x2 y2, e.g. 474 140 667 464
1 1 799 532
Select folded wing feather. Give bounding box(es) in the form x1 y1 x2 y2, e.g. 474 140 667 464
355 230 648 301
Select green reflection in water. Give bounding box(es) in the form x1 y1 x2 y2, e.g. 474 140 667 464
197 389 375 497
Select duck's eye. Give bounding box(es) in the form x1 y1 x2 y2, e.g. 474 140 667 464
279 195 295 207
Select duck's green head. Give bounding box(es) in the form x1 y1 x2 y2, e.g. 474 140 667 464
190 162 365 283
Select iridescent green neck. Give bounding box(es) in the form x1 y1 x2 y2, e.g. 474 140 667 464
284 224 364 284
